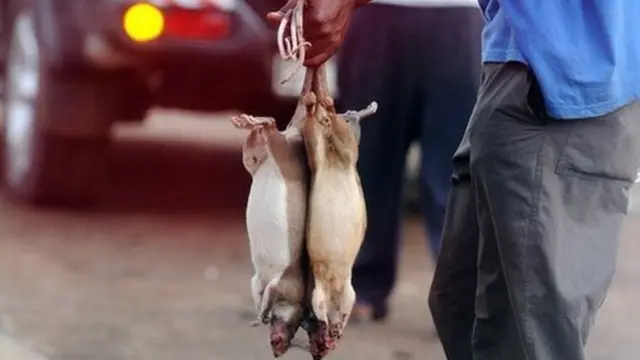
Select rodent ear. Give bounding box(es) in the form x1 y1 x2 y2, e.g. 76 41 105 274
339 111 360 125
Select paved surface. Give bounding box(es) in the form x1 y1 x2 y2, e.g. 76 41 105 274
0 111 639 360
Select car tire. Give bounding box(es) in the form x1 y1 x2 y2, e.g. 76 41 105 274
2 6 111 207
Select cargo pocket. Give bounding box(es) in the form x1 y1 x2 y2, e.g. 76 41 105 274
555 102 640 185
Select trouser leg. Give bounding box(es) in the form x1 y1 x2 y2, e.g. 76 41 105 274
336 5 417 306
428 123 479 360
417 7 482 257
469 62 640 359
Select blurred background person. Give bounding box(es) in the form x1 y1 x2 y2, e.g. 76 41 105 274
336 0 483 321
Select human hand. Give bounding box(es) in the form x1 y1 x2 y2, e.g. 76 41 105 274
267 0 370 67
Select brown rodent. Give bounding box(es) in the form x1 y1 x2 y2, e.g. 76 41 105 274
301 65 377 359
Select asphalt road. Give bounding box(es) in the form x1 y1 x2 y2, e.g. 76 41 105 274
0 110 639 360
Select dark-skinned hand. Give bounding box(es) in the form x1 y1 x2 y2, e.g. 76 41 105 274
267 0 371 67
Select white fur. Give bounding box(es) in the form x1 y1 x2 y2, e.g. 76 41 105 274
244 126 308 325
246 156 292 281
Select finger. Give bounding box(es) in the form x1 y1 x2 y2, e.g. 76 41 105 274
303 40 337 67
304 53 331 67
266 11 283 24
305 30 345 66
267 0 299 22
303 36 329 58
303 43 332 67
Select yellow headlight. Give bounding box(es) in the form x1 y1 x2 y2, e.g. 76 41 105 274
123 3 165 42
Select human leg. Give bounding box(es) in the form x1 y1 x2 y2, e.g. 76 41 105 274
417 6 483 257
336 4 418 314
469 62 640 359
428 122 480 359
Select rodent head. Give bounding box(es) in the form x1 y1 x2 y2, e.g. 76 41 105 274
269 303 304 357
345 115 362 144
305 318 334 360
272 300 304 329
338 101 378 145
339 109 370 144
326 102 378 165
326 113 360 166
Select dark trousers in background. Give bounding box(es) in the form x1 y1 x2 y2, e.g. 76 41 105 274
336 4 483 308
429 62 640 359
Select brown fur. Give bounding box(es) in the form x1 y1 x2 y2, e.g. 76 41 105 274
302 65 377 358
239 0 377 355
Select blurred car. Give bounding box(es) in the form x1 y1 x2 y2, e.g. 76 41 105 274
0 0 338 207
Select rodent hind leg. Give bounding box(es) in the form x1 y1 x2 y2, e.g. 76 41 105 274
310 284 329 323
250 274 267 327
251 277 280 327
308 284 336 358
250 274 265 312
329 283 356 341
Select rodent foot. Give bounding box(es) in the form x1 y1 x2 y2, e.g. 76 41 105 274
231 114 275 130
318 116 331 130
329 324 344 340
303 92 317 106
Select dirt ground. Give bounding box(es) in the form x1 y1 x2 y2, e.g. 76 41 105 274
0 111 639 360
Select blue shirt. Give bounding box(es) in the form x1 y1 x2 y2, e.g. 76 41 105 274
479 0 640 119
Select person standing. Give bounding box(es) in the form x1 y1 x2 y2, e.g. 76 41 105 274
334 0 483 320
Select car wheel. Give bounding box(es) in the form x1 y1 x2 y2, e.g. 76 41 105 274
3 8 110 207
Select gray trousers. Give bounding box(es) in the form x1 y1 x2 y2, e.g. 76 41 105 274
428 62 640 360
